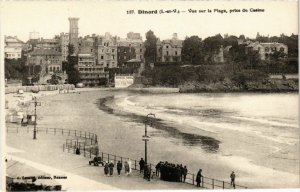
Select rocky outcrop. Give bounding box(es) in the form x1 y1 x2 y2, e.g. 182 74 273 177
179 79 298 93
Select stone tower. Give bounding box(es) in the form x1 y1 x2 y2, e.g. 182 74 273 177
68 17 79 55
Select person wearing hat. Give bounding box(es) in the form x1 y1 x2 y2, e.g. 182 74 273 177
196 169 202 187
230 171 236 188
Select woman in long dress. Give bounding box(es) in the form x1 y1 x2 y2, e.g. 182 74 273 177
128 159 132 175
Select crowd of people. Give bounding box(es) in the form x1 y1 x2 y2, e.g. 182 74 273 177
103 160 132 177
98 157 236 189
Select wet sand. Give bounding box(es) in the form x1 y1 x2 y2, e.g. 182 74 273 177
29 89 299 188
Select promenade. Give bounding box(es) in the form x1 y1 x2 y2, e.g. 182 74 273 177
6 126 195 190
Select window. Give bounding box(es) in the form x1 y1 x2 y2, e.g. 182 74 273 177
166 46 169 48
101 56 104 59
166 51 169 56
112 55 115 59
112 49 114 52
50 67 52 71
91 49 93 52
140 49 142 52
175 51 177 55
129 44 131 47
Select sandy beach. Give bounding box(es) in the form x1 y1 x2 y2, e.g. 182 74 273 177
5 88 299 189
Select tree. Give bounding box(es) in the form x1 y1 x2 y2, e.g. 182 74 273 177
65 44 80 85
181 36 204 65
144 30 158 64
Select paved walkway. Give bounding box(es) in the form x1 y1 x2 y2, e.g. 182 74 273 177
6 127 195 190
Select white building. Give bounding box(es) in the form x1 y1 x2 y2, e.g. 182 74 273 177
5 36 24 59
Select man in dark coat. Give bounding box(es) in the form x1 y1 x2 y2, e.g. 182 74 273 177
182 166 188 183
196 169 202 187
139 158 145 174
230 171 236 189
109 161 114 176
117 161 122 176
104 162 109 176
155 162 161 177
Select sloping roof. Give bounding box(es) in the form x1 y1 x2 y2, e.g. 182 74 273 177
29 48 62 56
5 36 24 44
161 39 183 48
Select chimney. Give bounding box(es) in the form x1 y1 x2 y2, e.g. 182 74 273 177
172 33 178 39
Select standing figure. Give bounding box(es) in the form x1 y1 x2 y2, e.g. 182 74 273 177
124 161 130 176
117 161 122 176
128 159 132 175
182 166 188 183
109 161 114 176
139 158 145 174
155 162 161 177
196 169 202 187
230 171 236 189
104 161 109 176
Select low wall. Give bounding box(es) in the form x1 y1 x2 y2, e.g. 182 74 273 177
5 84 75 94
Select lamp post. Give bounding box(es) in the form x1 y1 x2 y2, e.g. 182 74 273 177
32 96 41 139
142 113 156 165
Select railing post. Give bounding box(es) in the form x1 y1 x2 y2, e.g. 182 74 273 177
89 132 90 139
102 152 103 161
121 157 123 163
80 131 82 137
85 132 86 138
223 181 225 189
90 148 91 158
54 128 56 135
62 128 63 135
84 144 86 157
75 130 77 136
202 177 204 188
108 154 110 162
192 174 195 185
69 129 70 136
135 160 136 170
212 179 214 189
114 155 116 165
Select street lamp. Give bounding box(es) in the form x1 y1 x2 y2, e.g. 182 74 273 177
31 96 41 139
142 113 156 165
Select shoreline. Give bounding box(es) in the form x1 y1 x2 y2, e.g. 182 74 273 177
5 89 299 189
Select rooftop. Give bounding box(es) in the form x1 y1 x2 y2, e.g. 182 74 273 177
29 48 62 56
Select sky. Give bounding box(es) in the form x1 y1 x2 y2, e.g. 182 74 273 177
0 0 298 42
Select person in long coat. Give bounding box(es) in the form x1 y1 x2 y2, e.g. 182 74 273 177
109 161 114 176
196 169 202 187
117 161 122 176
104 161 109 176
124 161 130 175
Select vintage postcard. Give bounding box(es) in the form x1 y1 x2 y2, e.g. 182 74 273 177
0 0 299 191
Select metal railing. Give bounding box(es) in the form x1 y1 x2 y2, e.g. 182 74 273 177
63 143 248 190
7 126 247 189
6 126 98 146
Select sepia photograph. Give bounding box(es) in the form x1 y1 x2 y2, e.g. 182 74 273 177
0 0 299 191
